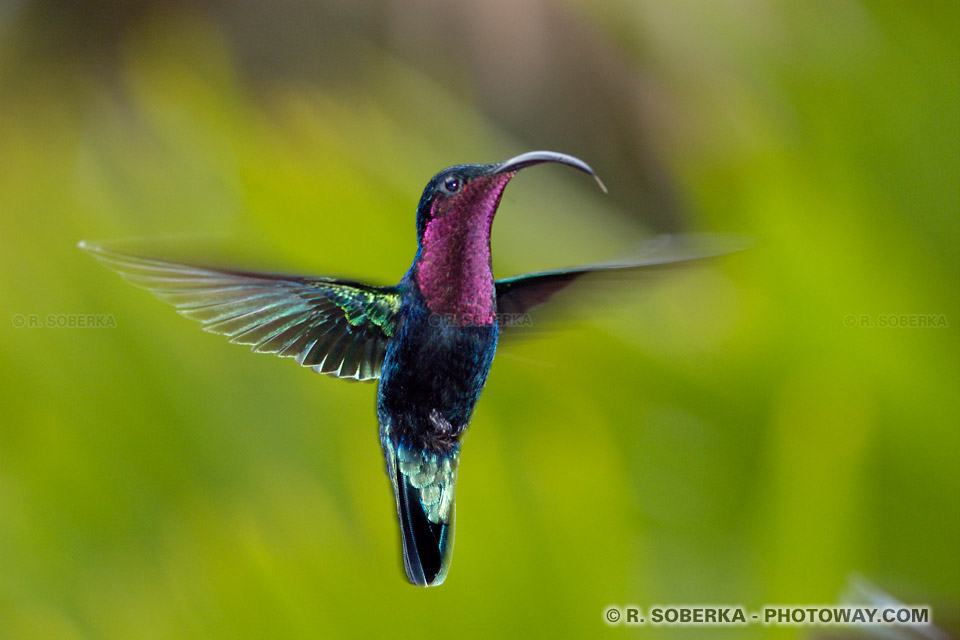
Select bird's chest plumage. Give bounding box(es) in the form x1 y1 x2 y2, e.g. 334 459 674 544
377 301 498 452
414 204 497 326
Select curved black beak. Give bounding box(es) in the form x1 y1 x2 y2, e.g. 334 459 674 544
492 150 607 193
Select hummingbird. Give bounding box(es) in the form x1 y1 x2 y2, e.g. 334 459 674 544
81 151 722 587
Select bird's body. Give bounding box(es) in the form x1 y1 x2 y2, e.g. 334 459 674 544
378 280 498 454
81 151 726 587
375 165 511 584
377 283 497 584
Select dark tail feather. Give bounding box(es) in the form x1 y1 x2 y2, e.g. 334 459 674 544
396 465 454 587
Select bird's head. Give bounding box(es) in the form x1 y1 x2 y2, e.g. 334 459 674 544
414 150 606 243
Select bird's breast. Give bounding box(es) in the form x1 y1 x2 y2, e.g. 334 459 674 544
377 314 498 451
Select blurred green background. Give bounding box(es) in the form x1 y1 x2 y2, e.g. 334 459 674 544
1 1 957 638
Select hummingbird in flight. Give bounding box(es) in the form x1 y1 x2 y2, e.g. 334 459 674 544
81 151 723 587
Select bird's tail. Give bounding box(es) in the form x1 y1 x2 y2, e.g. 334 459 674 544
383 438 459 587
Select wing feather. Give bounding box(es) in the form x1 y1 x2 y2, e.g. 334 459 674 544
495 236 744 336
80 241 401 381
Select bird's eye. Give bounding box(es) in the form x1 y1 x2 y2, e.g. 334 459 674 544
442 176 463 195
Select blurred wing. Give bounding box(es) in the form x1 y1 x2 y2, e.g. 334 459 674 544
80 242 400 381
496 238 743 335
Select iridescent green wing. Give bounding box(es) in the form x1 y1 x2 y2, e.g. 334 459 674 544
80 242 400 381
